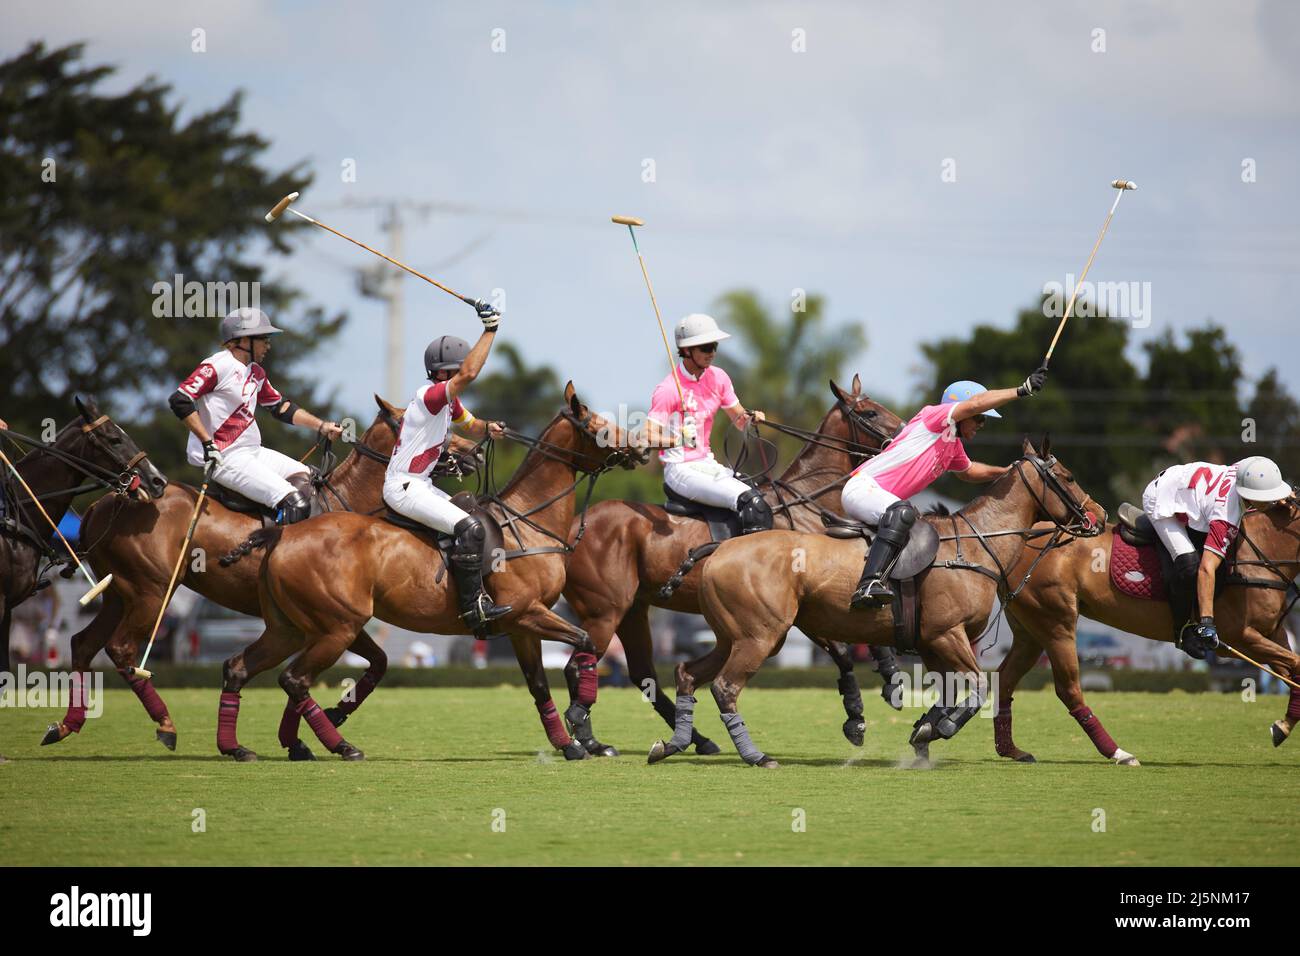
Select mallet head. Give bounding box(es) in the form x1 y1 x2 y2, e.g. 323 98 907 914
265 191 301 223
129 666 153 681
611 214 644 227
78 573 113 606
1111 180 1137 190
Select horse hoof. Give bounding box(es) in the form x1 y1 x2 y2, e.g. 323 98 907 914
325 707 348 728
909 721 936 748
693 739 722 756
755 756 780 769
40 723 68 746
583 740 619 757
881 680 905 711
647 740 678 764
223 746 258 763
156 729 177 752
287 740 316 761
332 741 364 761
1014 752 1036 763
843 718 866 747
561 741 589 761
1271 721 1289 748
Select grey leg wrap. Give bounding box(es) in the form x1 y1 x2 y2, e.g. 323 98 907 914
668 694 696 750
719 711 767 764
837 672 864 718
564 702 593 741
933 685 987 740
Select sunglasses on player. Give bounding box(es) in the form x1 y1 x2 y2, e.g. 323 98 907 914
691 343 718 354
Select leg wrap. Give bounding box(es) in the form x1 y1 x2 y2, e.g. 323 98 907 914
62 671 88 733
1287 688 1300 722
333 671 381 718
668 694 697 750
837 672 865 718
719 711 766 764
536 698 571 748
278 700 302 748
127 675 169 722
297 695 344 751
1070 705 1118 758
217 691 242 753
572 651 599 707
870 645 900 679
993 693 1014 753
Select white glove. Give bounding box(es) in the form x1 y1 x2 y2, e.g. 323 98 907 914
202 440 224 470
680 418 698 450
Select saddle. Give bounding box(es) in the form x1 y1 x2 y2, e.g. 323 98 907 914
382 491 505 583
821 513 941 653
662 484 742 542
1111 501 1216 604
208 472 326 526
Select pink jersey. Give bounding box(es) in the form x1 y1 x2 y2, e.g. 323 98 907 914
851 404 971 498
177 349 284 465
387 381 472 480
1148 461 1243 557
648 364 739 464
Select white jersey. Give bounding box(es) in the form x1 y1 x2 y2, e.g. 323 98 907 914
177 350 284 466
386 381 473 481
1145 461 1244 557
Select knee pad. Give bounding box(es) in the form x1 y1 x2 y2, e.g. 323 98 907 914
453 516 486 550
736 489 774 531
274 491 310 525
876 500 917 545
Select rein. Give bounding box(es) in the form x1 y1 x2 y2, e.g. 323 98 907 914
1222 506 1300 621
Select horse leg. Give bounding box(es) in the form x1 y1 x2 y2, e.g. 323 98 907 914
96 597 179 751
40 591 123 746
907 631 989 768
218 621 304 762
1039 623 1137 766
646 623 735 764
0 595 10 675
811 635 867 745
321 628 388 729
505 612 587 761
278 635 365 761
618 602 721 755
993 611 1045 763
561 610 617 758
710 641 780 768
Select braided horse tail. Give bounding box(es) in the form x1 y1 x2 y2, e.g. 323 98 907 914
218 526 285 567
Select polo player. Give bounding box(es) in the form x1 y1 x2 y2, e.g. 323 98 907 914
169 308 343 523
846 368 1048 609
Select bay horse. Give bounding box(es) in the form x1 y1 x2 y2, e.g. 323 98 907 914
2 397 167 671
557 376 906 757
42 396 474 751
657 438 1104 767
995 496 1300 765
216 382 647 761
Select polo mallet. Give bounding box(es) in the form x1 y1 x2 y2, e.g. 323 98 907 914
1216 642 1300 692
1042 179 1137 368
611 214 686 413
0 446 112 605
132 466 212 680
265 192 497 316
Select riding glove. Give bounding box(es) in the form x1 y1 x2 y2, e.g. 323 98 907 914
1017 367 1049 397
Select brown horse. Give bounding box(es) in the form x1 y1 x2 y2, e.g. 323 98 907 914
2 397 167 671
42 396 460 750
995 498 1300 765
557 376 906 756
215 382 646 761
657 438 1104 767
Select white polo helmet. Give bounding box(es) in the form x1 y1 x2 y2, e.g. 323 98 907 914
1235 456 1291 502
220 307 282 343
675 313 731 349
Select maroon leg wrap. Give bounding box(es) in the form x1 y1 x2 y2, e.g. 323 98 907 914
127 676 169 723
217 692 242 752
333 672 380 718
1070 705 1118 758
1287 687 1300 722
297 696 344 751
537 699 571 747
61 671 88 733
573 652 599 707
993 693 1013 754
278 700 302 748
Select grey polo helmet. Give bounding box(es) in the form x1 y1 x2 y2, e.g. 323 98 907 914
675 313 731 349
1235 456 1292 502
425 335 471 378
220 307 283 343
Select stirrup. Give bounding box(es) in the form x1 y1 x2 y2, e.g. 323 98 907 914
850 578 894 609
460 594 512 634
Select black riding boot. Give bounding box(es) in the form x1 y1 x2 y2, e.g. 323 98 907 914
274 490 311 525
736 489 774 535
850 500 917 610
450 516 512 635
1167 551 1202 653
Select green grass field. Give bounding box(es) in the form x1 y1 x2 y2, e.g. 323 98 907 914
1 686 1296 866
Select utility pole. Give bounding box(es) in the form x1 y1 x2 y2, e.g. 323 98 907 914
382 203 405 400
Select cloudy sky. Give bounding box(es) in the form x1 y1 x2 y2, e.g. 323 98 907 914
5 0 1298 419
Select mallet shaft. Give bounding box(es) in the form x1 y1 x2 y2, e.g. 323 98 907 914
1217 643 1300 692
137 477 211 677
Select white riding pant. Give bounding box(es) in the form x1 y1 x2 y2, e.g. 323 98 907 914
210 445 308 508
384 475 470 535
841 471 901 526
1141 479 1197 559
663 457 751 510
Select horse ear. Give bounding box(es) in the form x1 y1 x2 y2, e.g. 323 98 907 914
375 394 400 416
75 395 94 420
851 373 862 395
1022 435 1036 457
829 379 846 403
1041 433 1052 457
564 381 581 415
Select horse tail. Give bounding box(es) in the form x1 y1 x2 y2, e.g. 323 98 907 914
218 527 285 567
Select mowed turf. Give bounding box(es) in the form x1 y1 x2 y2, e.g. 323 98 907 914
1 686 1295 866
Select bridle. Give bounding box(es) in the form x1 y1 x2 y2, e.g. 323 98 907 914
1 414 156 500
1221 501 1300 620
